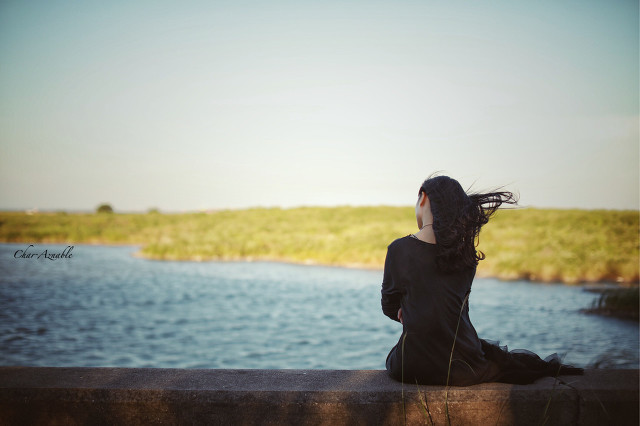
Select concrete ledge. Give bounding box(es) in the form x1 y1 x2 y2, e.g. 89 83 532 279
0 367 637 425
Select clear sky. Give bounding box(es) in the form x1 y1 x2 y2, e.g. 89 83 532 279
1 0 638 212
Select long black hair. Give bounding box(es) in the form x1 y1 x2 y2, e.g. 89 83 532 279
420 175 518 273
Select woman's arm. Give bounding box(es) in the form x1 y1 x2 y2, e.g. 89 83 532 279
381 245 403 322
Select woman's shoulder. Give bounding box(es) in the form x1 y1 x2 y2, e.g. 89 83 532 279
388 235 436 253
388 235 413 249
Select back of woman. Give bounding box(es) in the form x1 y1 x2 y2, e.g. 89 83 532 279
381 174 583 386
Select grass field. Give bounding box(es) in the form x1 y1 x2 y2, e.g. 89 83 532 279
0 207 637 284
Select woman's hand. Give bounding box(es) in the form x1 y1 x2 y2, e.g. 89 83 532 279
397 308 403 324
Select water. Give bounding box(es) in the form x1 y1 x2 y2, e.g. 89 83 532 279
1 243 637 369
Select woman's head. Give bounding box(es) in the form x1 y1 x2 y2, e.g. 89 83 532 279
418 174 518 272
420 176 468 232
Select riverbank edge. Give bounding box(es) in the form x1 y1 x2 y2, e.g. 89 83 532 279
579 308 639 321
139 252 638 285
4 240 639 286
1 208 638 284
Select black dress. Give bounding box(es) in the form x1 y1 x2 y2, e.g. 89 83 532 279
381 235 582 386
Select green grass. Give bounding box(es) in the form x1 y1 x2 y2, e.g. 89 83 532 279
0 207 638 284
586 288 639 320
479 208 639 283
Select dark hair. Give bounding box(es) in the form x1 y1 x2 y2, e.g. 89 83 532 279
420 175 518 272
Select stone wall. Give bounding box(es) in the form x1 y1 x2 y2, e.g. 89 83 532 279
0 367 637 425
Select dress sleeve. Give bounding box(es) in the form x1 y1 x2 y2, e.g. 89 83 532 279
381 244 403 322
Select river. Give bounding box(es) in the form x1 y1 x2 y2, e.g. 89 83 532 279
1 243 637 369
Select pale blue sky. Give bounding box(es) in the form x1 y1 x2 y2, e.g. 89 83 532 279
1 0 638 211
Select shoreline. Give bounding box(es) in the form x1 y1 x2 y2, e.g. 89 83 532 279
580 307 639 322
1 206 637 285
2 240 637 286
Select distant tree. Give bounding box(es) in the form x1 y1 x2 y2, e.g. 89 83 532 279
96 203 114 214
148 207 160 214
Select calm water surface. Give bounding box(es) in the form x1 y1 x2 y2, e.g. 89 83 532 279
1 244 637 369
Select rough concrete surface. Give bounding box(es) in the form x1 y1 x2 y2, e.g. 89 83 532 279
0 367 637 425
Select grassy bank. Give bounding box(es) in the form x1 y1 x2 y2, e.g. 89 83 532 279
584 288 639 321
0 207 637 284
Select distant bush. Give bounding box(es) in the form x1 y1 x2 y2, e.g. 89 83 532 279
96 204 114 214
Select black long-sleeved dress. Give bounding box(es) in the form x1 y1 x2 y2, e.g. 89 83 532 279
381 235 582 386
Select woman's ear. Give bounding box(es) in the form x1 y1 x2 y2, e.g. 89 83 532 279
419 192 427 207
